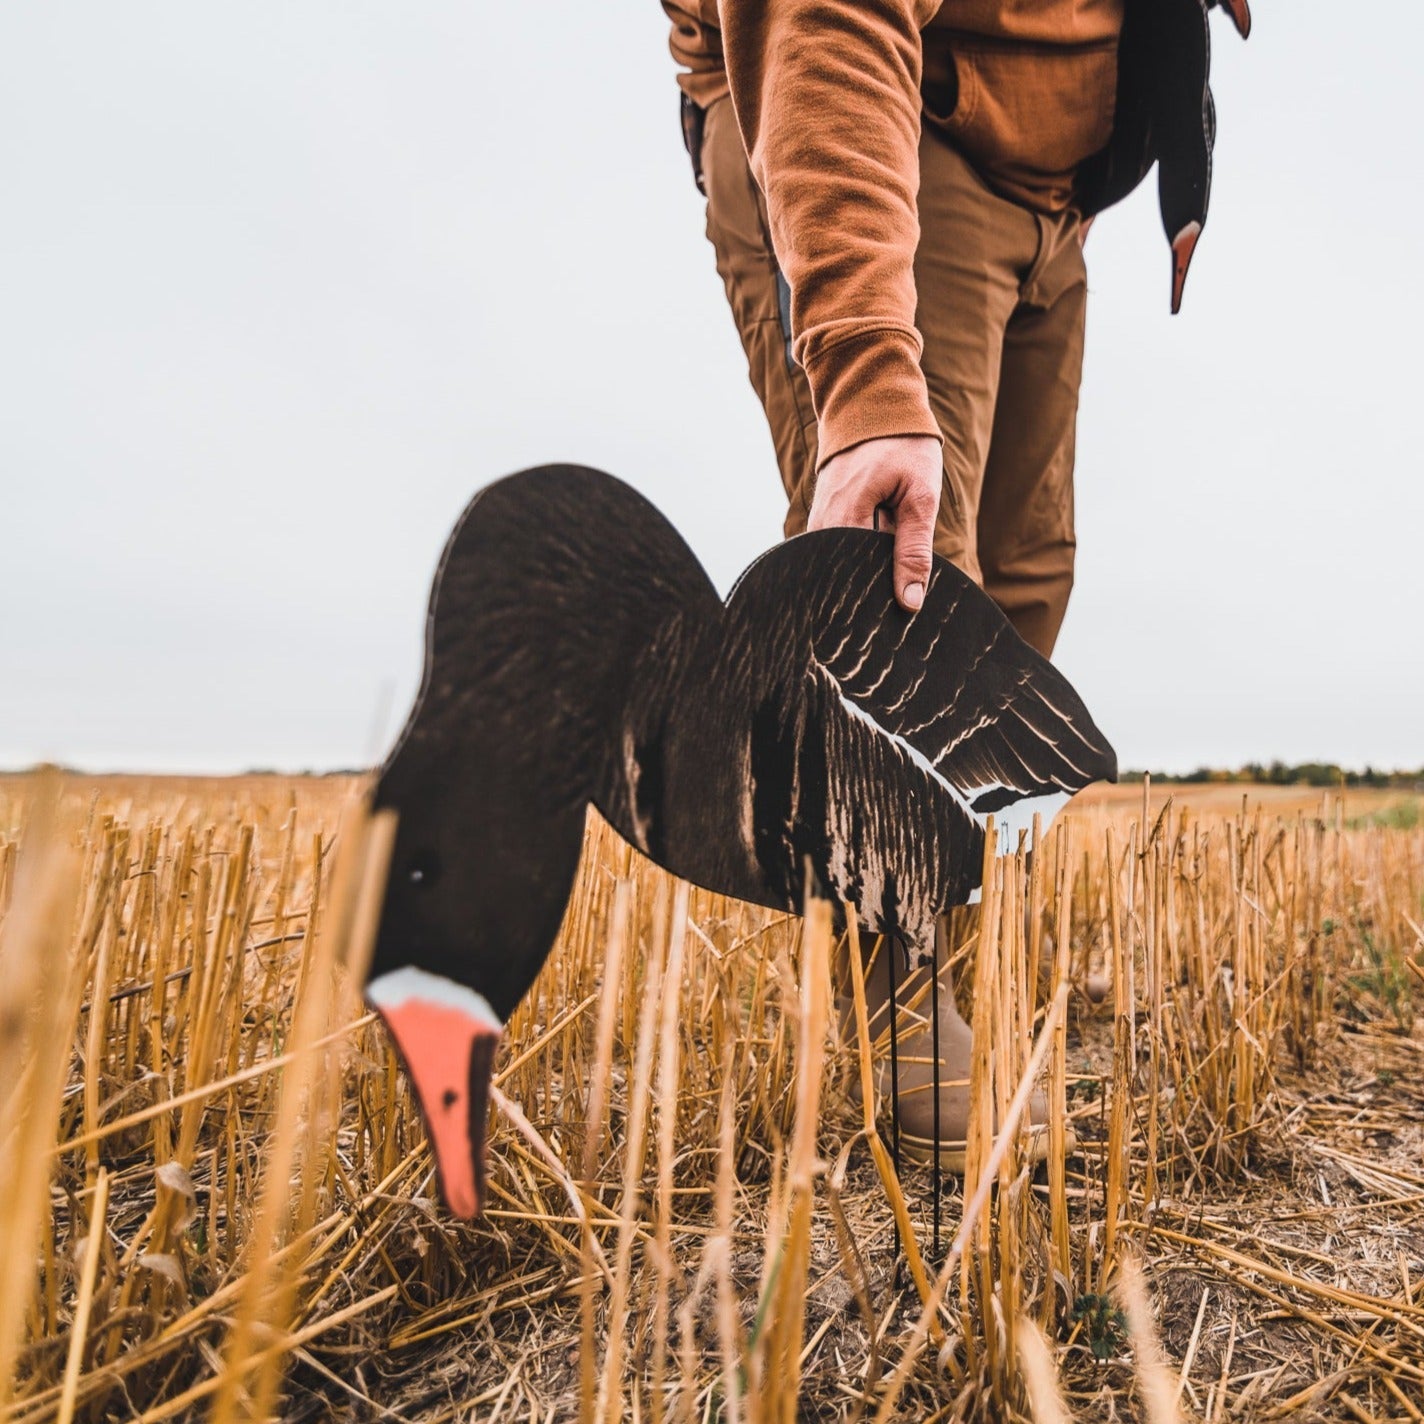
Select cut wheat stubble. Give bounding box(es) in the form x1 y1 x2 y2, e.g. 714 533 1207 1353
0 773 1419 1421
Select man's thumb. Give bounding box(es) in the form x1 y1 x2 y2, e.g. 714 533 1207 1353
893 501 934 613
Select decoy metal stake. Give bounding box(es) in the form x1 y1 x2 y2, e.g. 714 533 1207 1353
929 932 942 1262
885 931 902 1265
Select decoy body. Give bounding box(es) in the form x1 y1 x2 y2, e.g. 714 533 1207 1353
364 465 1116 1218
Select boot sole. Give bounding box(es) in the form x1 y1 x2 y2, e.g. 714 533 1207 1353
898 1123 1078 1174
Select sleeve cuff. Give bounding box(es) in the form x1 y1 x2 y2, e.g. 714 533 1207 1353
803 328 942 466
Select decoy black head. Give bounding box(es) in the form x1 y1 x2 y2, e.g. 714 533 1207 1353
364 762 515 1217
362 465 719 1218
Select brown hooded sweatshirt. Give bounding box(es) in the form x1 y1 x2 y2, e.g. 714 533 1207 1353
664 1 1123 465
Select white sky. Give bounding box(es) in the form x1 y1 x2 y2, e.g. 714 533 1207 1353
2 2 1420 775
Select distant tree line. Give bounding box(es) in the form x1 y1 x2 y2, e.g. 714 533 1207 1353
1124 763 1424 789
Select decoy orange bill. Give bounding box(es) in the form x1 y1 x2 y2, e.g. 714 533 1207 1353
365 967 503 1219
1170 221 1202 316
1221 0 1251 39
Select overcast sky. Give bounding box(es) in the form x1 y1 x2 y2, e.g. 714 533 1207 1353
2 2 1420 775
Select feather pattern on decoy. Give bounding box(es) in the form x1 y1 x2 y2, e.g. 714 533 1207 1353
363 465 1117 1218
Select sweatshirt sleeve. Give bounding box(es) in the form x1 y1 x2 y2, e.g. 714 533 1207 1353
719 0 942 465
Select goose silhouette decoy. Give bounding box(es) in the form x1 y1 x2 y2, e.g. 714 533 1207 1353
1079 0 1250 314
1157 0 1252 313
363 465 1117 1219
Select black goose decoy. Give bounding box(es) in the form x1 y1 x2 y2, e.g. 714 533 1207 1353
1154 0 1216 316
1156 0 1252 313
1076 0 1250 315
363 465 1116 1219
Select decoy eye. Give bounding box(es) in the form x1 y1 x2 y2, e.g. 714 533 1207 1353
406 850 442 888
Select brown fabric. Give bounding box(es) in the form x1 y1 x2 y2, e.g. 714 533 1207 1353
701 101 1083 657
916 131 1084 657
685 0 1119 466
700 96 818 538
921 9 1122 215
718 0 940 465
661 0 730 108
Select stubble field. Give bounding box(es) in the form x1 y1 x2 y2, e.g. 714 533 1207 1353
1 772 1422 1422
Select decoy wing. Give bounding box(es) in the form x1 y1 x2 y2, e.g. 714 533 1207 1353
732 528 1118 859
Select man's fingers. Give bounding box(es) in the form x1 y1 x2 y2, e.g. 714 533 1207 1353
808 481 881 532
892 489 935 613
806 435 945 612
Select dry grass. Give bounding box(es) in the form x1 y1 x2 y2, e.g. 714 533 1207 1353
1 772 1422 1421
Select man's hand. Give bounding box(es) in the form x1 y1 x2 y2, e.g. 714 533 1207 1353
808 435 943 612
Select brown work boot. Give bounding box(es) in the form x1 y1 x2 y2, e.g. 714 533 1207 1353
837 921 1073 1172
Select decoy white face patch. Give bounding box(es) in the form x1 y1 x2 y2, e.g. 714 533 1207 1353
365 965 503 1031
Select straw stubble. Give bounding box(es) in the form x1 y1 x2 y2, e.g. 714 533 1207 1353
0 774 1420 1421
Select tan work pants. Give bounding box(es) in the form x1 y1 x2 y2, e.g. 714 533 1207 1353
700 97 1086 658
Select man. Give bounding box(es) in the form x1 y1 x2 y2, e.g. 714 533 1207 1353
665 0 1247 1164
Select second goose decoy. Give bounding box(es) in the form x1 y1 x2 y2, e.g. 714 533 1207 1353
1078 0 1251 314
1157 0 1252 313
363 465 1117 1219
